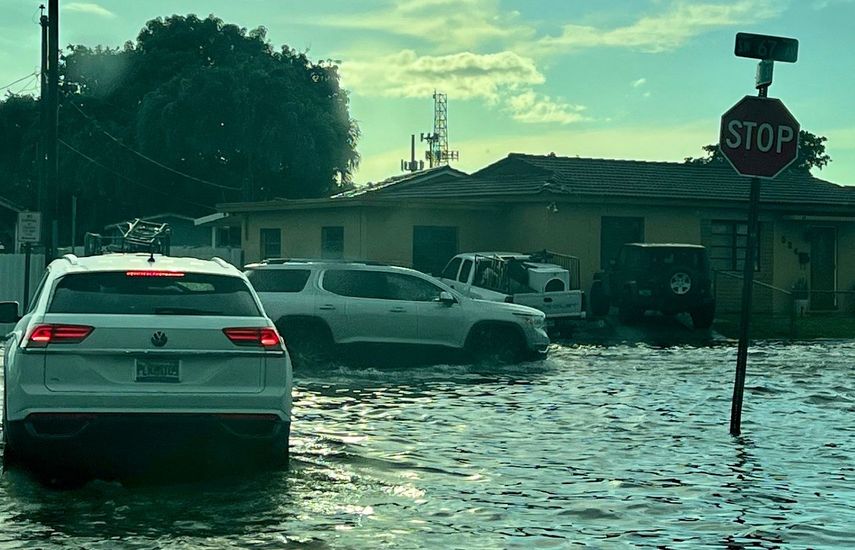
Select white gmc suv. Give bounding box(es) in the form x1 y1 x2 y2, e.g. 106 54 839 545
244 259 551 365
0 253 292 479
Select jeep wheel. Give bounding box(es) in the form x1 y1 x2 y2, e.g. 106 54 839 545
589 281 610 317
277 320 333 367
467 326 524 365
690 303 716 330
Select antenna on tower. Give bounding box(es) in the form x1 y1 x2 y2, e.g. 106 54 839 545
400 134 424 173
420 91 459 168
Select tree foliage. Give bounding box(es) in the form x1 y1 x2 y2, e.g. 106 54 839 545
0 14 359 242
684 130 831 172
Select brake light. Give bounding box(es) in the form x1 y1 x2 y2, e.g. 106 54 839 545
223 327 283 349
125 271 185 277
26 324 93 348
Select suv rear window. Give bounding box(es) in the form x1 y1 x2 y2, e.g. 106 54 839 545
49 272 261 316
246 269 311 293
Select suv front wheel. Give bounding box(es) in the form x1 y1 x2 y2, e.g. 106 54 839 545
467 325 524 364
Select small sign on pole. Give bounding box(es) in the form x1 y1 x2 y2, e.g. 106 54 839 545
17 211 42 245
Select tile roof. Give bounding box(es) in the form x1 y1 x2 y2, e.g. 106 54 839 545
331 165 466 198
372 153 855 206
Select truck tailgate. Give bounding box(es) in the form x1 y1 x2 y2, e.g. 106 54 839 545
512 291 584 319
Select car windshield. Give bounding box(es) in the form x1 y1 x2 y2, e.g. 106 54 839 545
49 272 261 316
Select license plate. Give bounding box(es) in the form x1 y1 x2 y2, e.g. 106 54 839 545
136 358 180 383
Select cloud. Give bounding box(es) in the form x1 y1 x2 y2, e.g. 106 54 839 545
631 78 647 88
308 0 533 51
537 0 783 53
506 91 587 125
63 2 116 18
341 50 544 102
341 49 586 126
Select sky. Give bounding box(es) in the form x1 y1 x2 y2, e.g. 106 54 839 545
1 0 855 186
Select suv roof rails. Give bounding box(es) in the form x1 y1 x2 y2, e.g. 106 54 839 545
210 257 232 269
258 257 388 266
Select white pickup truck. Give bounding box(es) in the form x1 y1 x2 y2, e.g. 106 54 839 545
438 251 585 335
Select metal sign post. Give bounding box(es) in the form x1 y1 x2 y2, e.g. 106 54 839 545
17 211 42 312
720 33 799 436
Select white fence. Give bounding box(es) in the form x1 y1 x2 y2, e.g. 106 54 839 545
0 247 244 311
0 253 46 308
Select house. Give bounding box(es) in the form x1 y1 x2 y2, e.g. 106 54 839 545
215 154 855 315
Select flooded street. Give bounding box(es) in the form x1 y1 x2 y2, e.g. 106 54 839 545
1 341 853 548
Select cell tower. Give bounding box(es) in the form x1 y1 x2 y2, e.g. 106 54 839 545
421 91 459 168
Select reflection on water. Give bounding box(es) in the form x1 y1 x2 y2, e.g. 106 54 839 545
1 342 854 548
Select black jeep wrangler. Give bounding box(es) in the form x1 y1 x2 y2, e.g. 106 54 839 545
589 243 716 329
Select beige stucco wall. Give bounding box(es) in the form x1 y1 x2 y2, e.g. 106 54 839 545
501 202 706 291
359 206 504 268
243 209 364 264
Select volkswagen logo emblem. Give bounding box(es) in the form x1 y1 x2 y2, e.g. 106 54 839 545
151 331 168 347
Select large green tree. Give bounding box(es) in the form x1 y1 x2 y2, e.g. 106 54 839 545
0 14 359 242
684 130 831 172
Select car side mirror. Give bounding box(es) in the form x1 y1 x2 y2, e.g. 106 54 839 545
438 291 457 305
0 301 21 323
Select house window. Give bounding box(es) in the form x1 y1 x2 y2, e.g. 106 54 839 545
708 221 760 271
216 226 241 247
260 228 281 260
321 226 344 259
412 226 458 275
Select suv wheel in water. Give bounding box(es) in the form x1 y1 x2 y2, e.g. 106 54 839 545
467 325 523 364
690 303 715 329
277 319 333 367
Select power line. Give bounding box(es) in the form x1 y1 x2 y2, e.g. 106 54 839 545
59 139 215 211
0 71 38 92
13 74 39 95
66 100 242 191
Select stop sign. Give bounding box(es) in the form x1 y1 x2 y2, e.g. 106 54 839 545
719 96 800 178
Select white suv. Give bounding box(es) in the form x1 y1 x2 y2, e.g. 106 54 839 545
0 253 292 478
244 259 550 365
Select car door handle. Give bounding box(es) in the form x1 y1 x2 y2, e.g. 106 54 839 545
319 304 336 310
389 307 406 313
543 297 553 303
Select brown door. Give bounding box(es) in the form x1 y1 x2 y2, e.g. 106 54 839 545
600 217 644 269
810 227 836 310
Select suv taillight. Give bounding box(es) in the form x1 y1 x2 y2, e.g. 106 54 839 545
25 324 94 348
223 328 283 349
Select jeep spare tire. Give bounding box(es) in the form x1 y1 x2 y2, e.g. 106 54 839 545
668 269 693 296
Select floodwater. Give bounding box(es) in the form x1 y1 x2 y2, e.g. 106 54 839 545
1 341 853 549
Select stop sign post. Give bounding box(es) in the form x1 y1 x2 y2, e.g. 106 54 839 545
723 33 800 438
720 96 800 178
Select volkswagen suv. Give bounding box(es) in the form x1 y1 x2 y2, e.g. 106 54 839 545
244 259 550 365
0 253 292 479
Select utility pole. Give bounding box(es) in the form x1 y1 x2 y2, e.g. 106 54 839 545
44 0 59 264
39 4 48 260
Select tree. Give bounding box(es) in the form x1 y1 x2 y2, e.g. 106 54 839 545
684 130 831 172
0 14 359 242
